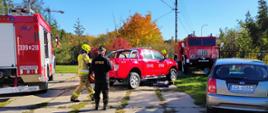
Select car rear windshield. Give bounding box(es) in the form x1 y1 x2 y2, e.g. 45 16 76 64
188 38 216 46
213 64 268 81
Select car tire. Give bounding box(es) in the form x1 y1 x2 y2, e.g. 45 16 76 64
167 68 177 85
128 72 140 89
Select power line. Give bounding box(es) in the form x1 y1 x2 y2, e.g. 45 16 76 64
179 16 190 34
153 10 173 22
160 0 174 10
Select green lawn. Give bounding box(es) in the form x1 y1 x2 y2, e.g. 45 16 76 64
56 65 77 73
175 75 208 106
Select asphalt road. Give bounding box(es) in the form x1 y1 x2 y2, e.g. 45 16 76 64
0 74 253 113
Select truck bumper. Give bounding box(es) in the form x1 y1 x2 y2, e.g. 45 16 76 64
20 74 46 83
188 58 215 68
0 85 40 95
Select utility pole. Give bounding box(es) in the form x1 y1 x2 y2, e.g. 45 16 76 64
175 0 178 42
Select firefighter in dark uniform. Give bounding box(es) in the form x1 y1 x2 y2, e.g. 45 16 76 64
91 46 112 110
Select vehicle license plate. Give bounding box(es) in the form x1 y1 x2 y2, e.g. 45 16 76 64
230 85 255 93
198 59 209 62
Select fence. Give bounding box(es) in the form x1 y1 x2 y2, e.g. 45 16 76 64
219 51 268 64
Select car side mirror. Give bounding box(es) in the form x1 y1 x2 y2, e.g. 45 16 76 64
160 58 166 62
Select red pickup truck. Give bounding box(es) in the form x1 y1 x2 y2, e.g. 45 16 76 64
107 48 178 89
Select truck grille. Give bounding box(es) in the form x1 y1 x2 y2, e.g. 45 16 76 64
197 49 208 56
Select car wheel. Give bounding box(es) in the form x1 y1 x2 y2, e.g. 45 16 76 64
128 72 140 89
168 68 177 84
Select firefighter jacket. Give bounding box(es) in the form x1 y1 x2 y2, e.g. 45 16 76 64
77 53 92 75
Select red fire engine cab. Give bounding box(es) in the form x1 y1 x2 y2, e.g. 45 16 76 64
175 34 219 74
0 13 55 94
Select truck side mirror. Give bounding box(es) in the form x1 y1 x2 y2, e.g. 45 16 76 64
181 43 185 48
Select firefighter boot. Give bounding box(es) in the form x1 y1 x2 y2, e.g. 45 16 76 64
95 101 99 110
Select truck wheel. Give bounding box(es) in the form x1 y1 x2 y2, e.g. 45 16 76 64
182 64 189 74
128 72 140 89
167 68 177 85
39 82 48 92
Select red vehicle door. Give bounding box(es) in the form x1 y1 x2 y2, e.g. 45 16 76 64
140 49 156 77
152 50 166 75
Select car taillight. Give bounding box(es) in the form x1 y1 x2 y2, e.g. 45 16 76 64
208 78 217 94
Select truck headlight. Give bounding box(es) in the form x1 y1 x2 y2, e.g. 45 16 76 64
190 55 196 59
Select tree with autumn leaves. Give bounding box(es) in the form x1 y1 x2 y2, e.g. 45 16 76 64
118 13 165 50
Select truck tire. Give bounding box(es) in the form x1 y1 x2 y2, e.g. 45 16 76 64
183 65 189 74
167 68 177 85
39 82 48 92
49 74 53 81
128 72 140 89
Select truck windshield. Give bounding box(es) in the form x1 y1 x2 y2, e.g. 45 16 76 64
188 38 216 46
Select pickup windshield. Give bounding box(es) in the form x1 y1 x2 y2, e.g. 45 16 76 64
214 64 268 81
188 38 216 46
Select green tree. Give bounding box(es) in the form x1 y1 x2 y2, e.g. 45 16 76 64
257 0 268 32
243 11 260 47
73 18 85 37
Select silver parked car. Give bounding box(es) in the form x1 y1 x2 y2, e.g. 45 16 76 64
207 58 268 113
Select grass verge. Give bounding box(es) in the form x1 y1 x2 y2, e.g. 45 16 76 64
0 99 12 108
175 75 208 106
155 88 165 101
56 65 77 73
115 90 132 113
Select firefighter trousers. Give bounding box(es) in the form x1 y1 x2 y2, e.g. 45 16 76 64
71 75 94 100
94 84 109 108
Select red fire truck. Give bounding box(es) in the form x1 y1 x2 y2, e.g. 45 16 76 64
175 34 218 74
0 13 55 94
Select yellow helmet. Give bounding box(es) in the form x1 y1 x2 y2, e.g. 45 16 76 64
81 44 91 53
161 49 167 55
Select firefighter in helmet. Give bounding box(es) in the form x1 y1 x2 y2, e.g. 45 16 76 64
161 49 168 58
70 44 94 102
91 46 112 110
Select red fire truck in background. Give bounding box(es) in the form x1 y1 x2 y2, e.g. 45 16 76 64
175 34 219 74
0 13 55 94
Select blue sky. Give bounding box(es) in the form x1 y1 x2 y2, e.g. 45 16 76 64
16 0 259 40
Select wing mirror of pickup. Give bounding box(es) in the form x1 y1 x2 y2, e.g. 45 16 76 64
160 58 166 62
